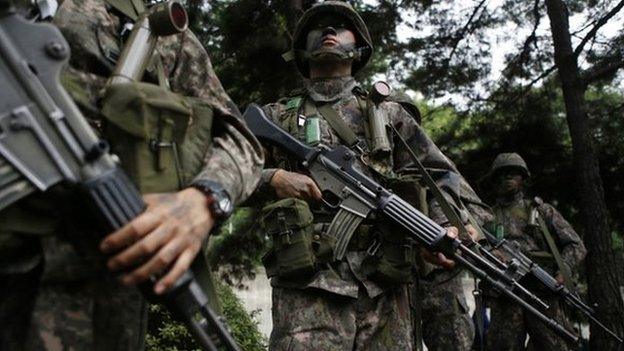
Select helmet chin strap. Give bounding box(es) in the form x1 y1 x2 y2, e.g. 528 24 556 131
301 44 368 64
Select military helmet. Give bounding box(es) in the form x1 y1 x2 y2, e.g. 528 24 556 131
288 1 373 77
488 153 531 179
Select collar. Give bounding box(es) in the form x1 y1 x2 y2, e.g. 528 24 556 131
496 190 525 208
304 76 358 103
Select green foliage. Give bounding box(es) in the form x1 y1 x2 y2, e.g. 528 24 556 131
208 207 268 288
216 280 268 351
146 280 267 351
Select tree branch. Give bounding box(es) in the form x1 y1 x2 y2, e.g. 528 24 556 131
447 0 488 61
573 0 624 57
582 54 624 85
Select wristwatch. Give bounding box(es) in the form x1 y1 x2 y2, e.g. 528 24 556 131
190 180 234 226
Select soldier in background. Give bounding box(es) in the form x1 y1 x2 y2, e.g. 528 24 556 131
252 2 485 349
0 0 263 350
483 153 586 350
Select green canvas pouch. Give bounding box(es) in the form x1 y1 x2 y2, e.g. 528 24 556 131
101 82 191 192
261 198 317 278
363 222 415 285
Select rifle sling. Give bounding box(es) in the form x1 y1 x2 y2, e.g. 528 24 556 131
536 213 571 288
389 125 469 237
313 101 360 148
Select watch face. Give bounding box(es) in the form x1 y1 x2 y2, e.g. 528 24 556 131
216 193 233 215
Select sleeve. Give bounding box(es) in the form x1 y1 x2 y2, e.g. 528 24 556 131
159 31 264 205
540 203 587 272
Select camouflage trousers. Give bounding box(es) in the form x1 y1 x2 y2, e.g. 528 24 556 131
269 285 414 350
418 270 474 351
485 294 573 351
0 267 147 351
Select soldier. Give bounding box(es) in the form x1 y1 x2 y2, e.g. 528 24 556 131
483 153 586 350
252 2 485 349
0 0 263 350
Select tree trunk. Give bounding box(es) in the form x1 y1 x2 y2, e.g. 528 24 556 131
545 0 624 348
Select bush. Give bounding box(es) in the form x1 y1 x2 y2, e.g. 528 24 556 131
146 280 267 351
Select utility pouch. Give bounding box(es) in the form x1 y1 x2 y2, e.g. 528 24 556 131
363 222 415 285
261 198 317 279
101 82 191 192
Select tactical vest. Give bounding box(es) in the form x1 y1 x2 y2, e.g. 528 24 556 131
494 198 568 280
261 90 425 285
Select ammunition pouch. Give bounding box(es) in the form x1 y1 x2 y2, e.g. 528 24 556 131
261 198 335 279
362 222 415 285
101 82 200 192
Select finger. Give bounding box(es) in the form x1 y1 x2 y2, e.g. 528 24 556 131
121 234 186 286
154 245 200 295
309 182 322 201
107 222 176 271
445 226 459 239
100 211 161 253
437 252 456 269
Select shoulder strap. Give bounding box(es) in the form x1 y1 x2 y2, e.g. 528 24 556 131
534 205 571 287
314 102 360 148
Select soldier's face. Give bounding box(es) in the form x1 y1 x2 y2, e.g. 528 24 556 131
495 169 524 195
305 17 356 52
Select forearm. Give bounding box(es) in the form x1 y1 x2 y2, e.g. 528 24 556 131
193 112 264 205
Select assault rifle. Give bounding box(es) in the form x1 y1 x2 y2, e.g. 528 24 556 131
243 104 580 343
480 229 623 344
0 2 239 350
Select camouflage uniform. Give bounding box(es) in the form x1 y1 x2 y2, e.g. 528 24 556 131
484 155 586 350
0 0 263 350
417 180 493 351
258 75 482 350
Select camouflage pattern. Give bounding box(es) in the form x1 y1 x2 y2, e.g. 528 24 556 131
491 191 586 274
486 294 572 351
419 272 474 351
257 76 481 349
486 152 531 179
0 0 263 350
485 190 586 350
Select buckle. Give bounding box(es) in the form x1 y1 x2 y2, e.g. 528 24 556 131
366 239 381 256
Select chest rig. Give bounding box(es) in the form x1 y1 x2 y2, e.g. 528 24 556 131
261 85 424 285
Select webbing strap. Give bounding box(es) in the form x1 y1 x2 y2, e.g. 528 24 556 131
536 213 571 288
316 103 360 147
389 125 472 240
104 0 142 20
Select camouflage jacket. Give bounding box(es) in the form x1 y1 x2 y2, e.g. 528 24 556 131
256 76 489 296
0 0 264 277
55 0 263 203
491 191 587 274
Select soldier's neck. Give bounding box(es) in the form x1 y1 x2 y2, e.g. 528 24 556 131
496 190 524 207
309 61 353 79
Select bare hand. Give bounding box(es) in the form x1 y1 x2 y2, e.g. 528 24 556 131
270 169 322 201
463 224 479 242
100 188 214 294
555 273 565 285
420 226 459 269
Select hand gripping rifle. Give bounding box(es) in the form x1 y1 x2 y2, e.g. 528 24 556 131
0 2 239 350
243 104 579 343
